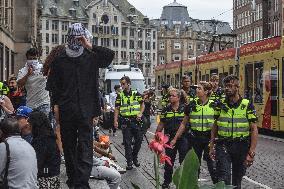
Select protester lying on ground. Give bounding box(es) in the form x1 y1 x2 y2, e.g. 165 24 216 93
0 118 38 189
28 111 61 189
15 106 33 143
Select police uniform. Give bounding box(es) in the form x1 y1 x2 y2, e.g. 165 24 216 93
210 87 225 101
0 82 9 95
160 104 188 187
186 98 218 184
115 89 143 167
214 97 257 189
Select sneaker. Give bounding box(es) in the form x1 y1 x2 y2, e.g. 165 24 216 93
126 163 133 170
117 167 126 174
61 154 65 164
133 160 140 167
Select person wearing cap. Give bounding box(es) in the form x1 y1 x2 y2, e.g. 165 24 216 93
16 106 33 143
47 23 114 188
17 48 50 117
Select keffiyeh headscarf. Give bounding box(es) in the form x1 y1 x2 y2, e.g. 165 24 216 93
66 23 93 57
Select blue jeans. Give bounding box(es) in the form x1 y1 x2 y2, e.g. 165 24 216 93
34 104 50 118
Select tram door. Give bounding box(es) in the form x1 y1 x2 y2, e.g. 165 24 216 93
270 63 279 131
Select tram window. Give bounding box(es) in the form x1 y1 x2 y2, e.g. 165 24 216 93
210 69 218 76
254 62 263 103
244 64 253 100
205 74 209 82
229 66 234 75
175 74 179 87
202 75 206 81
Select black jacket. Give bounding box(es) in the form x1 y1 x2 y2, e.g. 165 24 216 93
47 46 114 118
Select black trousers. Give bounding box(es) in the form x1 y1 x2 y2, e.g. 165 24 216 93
216 140 250 189
121 118 143 165
109 111 116 133
142 115 151 135
59 107 93 189
191 136 218 184
164 136 189 185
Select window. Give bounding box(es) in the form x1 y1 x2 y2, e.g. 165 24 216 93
145 41 151 50
52 34 58 44
62 21 69 31
46 33 49 43
159 55 165 64
121 40 127 48
153 31 156 39
160 41 165 49
129 40 134 49
197 44 201 50
138 29 142 38
122 27 127 36
121 51 127 60
174 42 181 49
52 20 59 30
153 42 156 50
93 13 96 19
46 46 49 55
101 38 110 47
138 41 142 49
93 37 98 45
153 53 156 61
46 20 49 30
113 39 118 47
114 16 118 23
173 54 181 61
130 28 135 37
188 43 193 50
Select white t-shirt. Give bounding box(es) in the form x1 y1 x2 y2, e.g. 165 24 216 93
17 62 50 109
109 91 117 112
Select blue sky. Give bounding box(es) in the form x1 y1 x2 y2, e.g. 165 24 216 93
127 0 233 24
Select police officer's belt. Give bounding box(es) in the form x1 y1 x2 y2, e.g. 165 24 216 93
216 136 249 143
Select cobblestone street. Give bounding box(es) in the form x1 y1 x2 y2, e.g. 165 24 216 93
60 117 284 189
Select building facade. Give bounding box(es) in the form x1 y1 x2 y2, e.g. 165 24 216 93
152 1 233 87
0 0 38 81
40 0 157 87
233 0 283 46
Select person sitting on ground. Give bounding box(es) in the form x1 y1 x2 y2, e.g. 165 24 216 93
0 118 38 189
15 106 33 143
91 119 122 189
0 94 14 122
28 111 61 189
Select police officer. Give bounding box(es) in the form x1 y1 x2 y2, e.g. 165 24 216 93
0 81 9 95
114 76 144 170
209 75 258 189
156 88 188 189
180 75 196 105
209 74 224 101
171 81 218 184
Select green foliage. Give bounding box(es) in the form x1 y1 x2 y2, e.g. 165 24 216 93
173 149 199 189
154 154 160 189
173 149 234 189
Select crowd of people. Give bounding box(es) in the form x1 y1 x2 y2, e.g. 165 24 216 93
0 22 258 189
151 74 258 189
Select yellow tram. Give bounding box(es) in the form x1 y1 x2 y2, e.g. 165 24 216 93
155 36 284 132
